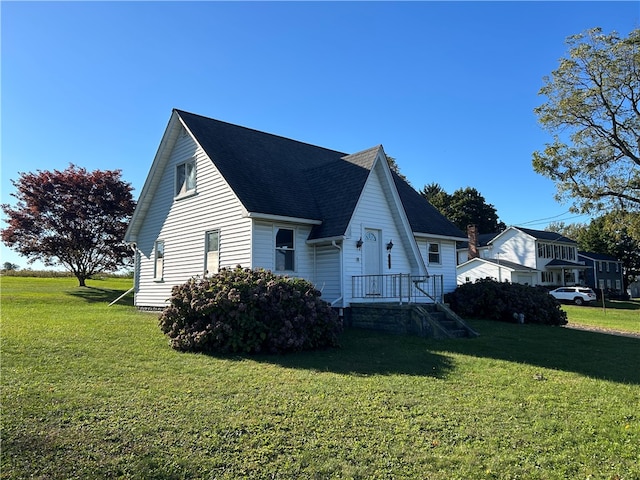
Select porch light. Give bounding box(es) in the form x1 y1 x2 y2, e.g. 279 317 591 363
386 240 394 251
356 237 363 249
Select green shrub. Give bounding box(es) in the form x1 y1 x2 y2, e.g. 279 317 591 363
159 267 342 354
444 278 568 325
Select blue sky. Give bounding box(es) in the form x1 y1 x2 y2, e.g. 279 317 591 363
2 1 638 270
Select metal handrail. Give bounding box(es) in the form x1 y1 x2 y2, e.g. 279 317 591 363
351 274 443 304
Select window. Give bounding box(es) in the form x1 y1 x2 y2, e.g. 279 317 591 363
616 280 622 290
175 159 196 197
615 263 620 273
598 279 605 289
275 228 294 271
205 230 220 275
541 271 554 283
427 243 441 264
598 261 603 272
154 240 164 281
606 262 610 272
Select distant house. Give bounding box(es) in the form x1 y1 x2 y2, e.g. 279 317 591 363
125 110 467 310
457 226 588 287
578 251 625 294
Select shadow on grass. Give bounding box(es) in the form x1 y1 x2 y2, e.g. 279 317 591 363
247 328 456 379
597 299 640 310
243 321 639 384
66 286 134 307
429 320 640 385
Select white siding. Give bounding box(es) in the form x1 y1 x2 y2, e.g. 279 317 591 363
344 163 414 304
457 260 514 285
134 133 251 308
416 238 458 294
250 221 340 300
314 244 341 304
490 229 537 268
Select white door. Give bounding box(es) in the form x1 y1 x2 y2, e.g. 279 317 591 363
364 229 382 295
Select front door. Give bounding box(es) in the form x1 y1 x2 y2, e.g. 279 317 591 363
364 229 382 295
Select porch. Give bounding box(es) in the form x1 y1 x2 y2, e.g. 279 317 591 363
351 274 444 304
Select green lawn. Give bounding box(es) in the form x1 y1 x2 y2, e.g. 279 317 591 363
563 299 640 334
1 277 639 479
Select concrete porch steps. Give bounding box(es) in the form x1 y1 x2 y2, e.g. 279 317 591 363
347 303 478 339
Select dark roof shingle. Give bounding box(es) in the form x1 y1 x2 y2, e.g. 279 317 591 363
176 109 464 240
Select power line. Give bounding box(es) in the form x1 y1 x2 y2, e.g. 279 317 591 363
518 210 572 226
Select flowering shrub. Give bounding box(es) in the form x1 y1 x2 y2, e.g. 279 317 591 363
444 278 568 325
159 267 342 354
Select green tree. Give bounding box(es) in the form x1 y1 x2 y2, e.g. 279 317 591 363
533 28 640 241
1 165 136 286
419 184 506 234
386 155 411 185
419 182 451 214
578 214 640 289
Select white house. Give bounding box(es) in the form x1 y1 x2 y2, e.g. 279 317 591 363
457 226 588 287
125 110 467 310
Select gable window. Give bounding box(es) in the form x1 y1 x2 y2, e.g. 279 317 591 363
175 159 196 197
275 228 295 271
154 240 165 281
205 230 220 275
427 243 441 264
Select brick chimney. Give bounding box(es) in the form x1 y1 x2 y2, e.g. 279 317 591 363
467 224 479 260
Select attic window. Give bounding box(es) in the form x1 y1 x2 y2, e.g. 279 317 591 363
175 159 196 197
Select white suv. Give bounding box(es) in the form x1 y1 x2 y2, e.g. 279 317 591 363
549 287 597 306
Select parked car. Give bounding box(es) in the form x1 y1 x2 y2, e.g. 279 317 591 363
549 287 597 306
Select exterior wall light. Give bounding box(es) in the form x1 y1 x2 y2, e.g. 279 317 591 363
356 237 363 249
386 240 394 251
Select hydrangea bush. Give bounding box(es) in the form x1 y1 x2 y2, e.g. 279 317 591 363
159 267 342 354
444 278 568 326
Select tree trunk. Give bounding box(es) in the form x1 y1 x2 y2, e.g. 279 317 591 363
78 276 87 287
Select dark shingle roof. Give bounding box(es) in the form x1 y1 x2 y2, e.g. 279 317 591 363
578 251 618 261
176 109 464 240
517 227 576 243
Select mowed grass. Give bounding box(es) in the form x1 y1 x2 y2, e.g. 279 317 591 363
1 277 639 479
563 299 640 334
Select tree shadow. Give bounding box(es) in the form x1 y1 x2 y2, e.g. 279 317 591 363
66 286 134 307
428 320 640 385
233 329 456 379
216 322 639 384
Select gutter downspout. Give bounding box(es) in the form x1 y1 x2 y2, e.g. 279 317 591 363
330 240 343 308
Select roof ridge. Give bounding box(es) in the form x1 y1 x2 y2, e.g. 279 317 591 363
175 109 348 157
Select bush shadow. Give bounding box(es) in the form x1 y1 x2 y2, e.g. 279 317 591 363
240 328 456 379
429 320 640 385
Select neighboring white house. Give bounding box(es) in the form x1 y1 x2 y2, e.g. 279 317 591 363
457 226 588 286
125 110 466 309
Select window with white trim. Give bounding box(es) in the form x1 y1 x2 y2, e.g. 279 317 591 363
205 230 220 275
541 271 554 283
154 240 165 281
175 159 196 197
427 242 441 264
275 228 295 271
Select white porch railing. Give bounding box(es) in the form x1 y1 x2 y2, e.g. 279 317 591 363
351 274 444 304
